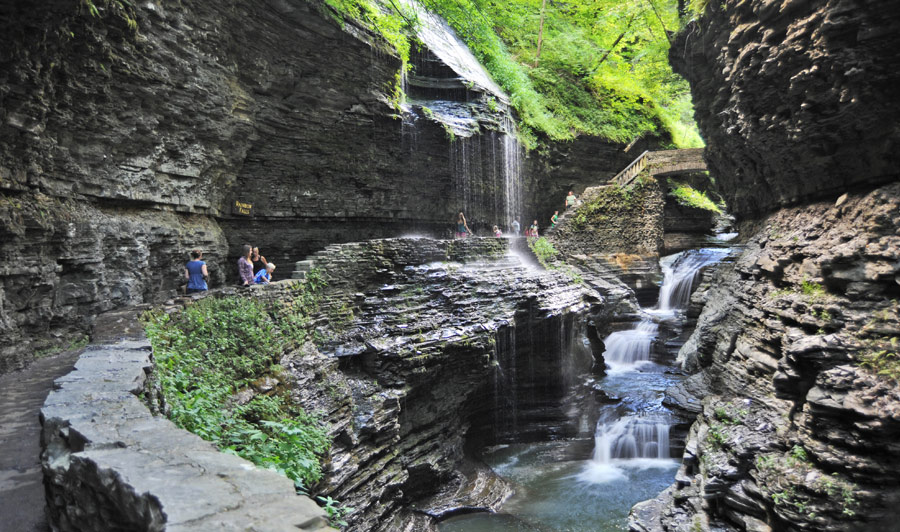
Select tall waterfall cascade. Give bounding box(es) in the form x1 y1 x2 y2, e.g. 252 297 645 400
400 0 523 231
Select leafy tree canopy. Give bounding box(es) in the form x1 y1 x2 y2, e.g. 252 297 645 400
320 0 703 149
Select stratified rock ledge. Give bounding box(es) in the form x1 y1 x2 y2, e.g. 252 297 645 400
40 339 333 532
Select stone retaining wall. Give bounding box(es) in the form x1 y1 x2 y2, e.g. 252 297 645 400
40 338 334 532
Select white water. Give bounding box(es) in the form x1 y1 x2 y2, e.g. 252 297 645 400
402 0 507 101
602 320 658 373
578 416 675 484
398 0 522 232
580 249 731 484
657 248 730 311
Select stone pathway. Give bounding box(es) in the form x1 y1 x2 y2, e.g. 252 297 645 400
0 348 82 532
0 307 148 532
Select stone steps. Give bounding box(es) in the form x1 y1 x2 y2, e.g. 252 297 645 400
292 259 317 280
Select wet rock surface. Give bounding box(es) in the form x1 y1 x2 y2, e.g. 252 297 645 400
240 237 631 531
632 183 900 532
671 0 900 218
550 176 666 257
0 347 81 532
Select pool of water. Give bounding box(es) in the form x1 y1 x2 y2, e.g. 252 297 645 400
439 365 683 532
440 440 677 532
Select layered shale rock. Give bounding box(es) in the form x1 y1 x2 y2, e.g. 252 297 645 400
634 2 900 530
671 0 900 218
633 184 900 532
0 0 647 373
0 192 227 373
236 237 634 531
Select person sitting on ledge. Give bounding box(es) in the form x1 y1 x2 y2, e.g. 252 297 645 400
493 225 502 237
254 262 276 284
251 246 267 276
238 244 254 286
565 190 577 209
184 249 209 294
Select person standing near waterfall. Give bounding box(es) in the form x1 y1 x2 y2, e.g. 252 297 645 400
512 219 520 236
455 212 472 239
550 210 559 229
565 190 577 209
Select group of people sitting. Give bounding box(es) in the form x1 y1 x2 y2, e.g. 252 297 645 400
181 245 276 295
454 190 578 240
238 245 276 286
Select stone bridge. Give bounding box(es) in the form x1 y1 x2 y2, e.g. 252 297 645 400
611 148 707 187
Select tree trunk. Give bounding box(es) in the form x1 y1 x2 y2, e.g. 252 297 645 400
534 0 548 67
595 13 636 68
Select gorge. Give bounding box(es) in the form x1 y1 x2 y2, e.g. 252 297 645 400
0 0 898 532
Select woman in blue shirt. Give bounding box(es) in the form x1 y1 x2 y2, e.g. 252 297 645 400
184 249 209 294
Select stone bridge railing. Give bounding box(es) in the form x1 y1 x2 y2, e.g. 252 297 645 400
611 148 706 188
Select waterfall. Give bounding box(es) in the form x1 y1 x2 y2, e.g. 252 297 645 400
601 320 658 373
398 0 523 234
657 248 730 311
578 415 674 484
591 416 671 462
501 116 523 230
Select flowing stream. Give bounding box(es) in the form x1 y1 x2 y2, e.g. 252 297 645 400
440 248 730 531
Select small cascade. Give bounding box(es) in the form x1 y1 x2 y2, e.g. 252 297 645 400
601 320 658 372
396 0 522 234
657 248 730 311
577 415 674 484
591 416 672 462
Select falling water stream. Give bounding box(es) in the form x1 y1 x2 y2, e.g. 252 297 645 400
440 248 731 532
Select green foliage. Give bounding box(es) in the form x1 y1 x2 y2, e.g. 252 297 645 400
80 0 138 32
801 279 826 298
811 308 832 322
322 0 417 64
528 236 559 268
318 496 356 527
706 423 726 449
419 0 701 147
816 473 859 517
790 445 809 463
325 0 702 148
669 183 722 213
857 337 900 382
143 275 331 489
713 404 747 425
570 176 655 230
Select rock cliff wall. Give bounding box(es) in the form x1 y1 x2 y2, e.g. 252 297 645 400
671 0 900 218
634 183 900 532
185 237 633 531
0 0 640 373
633 1 900 530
